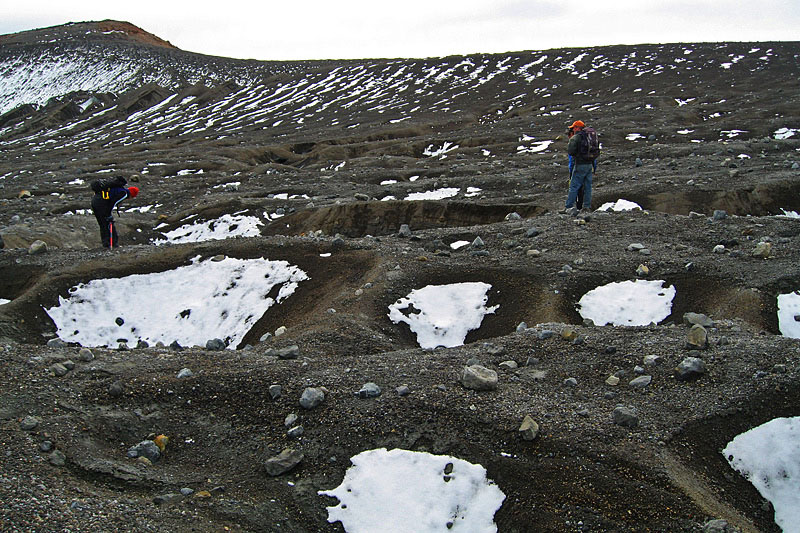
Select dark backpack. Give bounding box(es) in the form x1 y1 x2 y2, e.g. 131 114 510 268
578 127 600 161
91 176 127 194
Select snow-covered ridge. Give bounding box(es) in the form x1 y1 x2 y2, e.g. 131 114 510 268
1 30 797 152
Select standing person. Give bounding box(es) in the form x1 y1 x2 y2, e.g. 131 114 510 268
90 176 139 249
563 120 599 215
566 126 584 211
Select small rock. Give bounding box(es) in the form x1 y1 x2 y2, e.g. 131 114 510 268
752 241 772 258
20 416 40 431
683 312 714 328
108 382 123 397
264 448 304 476
284 413 298 427
612 406 639 428
471 236 485 248
77 348 94 362
176 368 194 379
398 224 412 238
50 363 69 377
627 243 645 252
127 440 162 463
274 326 287 337
643 355 662 366
49 450 67 466
28 240 47 255
268 384 282 400
563 377 578 387
686 324 709 350
287 426 304 438
205 338 226 351
299 387 325 409
498 360 518 371
629 375 652 389
396 385 411 396
605 375 620 386
505 212 522 221
713 244 726 254
674 357 707 381
518 415 540 441
461 365 498 391
525 227 541 238
561 328 578 342
636 264 650 277
46 338 67 348
712 210 728 221
357 382 382 398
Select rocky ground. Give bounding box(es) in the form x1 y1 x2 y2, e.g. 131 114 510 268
1 22 799 533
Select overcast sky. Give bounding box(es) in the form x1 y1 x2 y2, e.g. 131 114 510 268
3 1 799 60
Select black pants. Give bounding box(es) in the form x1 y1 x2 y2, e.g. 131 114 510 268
91 195 118 247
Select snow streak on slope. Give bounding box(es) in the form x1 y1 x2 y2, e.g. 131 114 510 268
0 42 793 154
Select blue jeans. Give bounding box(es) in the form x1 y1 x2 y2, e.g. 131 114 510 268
566 163 593 209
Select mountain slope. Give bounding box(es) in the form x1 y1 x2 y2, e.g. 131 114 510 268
0 21 799 533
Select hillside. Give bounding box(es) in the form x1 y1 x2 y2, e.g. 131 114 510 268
1 21 799 532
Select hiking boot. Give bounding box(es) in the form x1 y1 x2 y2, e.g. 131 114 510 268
566 207 579 216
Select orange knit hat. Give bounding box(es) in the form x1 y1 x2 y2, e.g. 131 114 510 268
569 120 585 130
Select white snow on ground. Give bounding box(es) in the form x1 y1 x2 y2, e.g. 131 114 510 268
777 291 800 338
626 133 645 141
773 127 798 140
405 188 460 201
517 140 553 153
777 209 800 219
0 299 10 305
154 214 263 244
597 199 642 211
723 417 800 532
578 280 676 326
44 256 308 349
423 142 459 160
450 241 471 250
319 448 505 533
388 282 498 349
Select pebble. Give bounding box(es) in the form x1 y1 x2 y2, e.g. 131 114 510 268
396 385 411 396
177 368 194 379
518 415 539 441
686 324 709 350
612 406 639 428
357 382 382 398
269 384 282 400
77 348 94 362
28 240 47 255
299 387 325 409
205 338 226 350
461 365 498 391
20 416 40 431
674 357 707 381
629 375 652 389
264 448 303 476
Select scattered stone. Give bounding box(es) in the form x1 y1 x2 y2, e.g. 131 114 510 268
396 385 411 396
643 355 662 366
471 236 485 248
605 375 620 386
636 264 649 277
287 426 304 438
561 328 578 342
398 224 412 237
127 440 162 463
498 360 518 370
505 212 522 221
518 415 540 441
267 345 300 359
77 348 94 362
683 312 714 328
612 406 639 428
46 338 67 348
268 385 282 400
108 382 123 397
635 157 643 167
689 211 705 219
484 344 506 357
20 416 40 431
284 413 298 427
686 324 709 350
177 368 194 379
752 241 772 258
461 365 498 391
515 322 528 332
713 244 726 254
274 326 287 337
629 375 652 389
674 357 707 381
525 227 540 238
538 330 555 340
205 338 226 351
357 382 382 398
563 377 578 387
115 317 125 326
299 387 325 409
627 243 645 252
712 210 728 221
50 363 69 377
28 240 47 255
259 332 272 342
49 450 67 466
39 440 53 452
153 493 185 506
703 519 739 533
264 448 303 476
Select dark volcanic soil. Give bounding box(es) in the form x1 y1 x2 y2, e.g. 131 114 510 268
1 23 799 533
